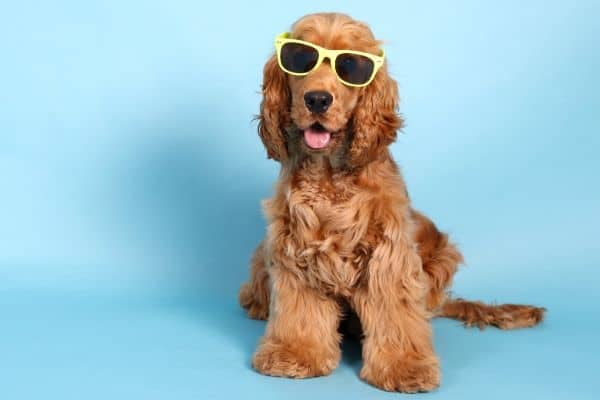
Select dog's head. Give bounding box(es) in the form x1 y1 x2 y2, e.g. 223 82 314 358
258 13 403 167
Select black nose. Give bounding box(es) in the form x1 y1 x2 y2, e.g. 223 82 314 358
304 91 333 114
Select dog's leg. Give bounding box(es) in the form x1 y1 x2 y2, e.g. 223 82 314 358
252 267 341 378
352 237 440 393
239 241 271 320
410 211 546 328
411 209 463 311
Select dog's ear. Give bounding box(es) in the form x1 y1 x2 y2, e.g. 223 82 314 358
349 66 403 167
257 55 290 162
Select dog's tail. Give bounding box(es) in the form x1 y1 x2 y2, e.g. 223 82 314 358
436 298 546 330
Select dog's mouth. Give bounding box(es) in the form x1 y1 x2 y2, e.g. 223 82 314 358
303 122 332 150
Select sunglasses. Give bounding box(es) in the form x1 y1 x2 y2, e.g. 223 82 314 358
274 32 385 88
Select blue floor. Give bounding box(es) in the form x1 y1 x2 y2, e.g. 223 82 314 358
3 279 598 400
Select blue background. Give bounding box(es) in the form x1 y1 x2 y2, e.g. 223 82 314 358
1 1 599 399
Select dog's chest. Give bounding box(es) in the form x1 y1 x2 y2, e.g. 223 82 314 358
284 173 377 296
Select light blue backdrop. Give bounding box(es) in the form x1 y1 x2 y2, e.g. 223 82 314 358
1 1 599 399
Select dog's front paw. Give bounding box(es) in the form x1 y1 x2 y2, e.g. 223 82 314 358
252 338 338 378
360 354 440 393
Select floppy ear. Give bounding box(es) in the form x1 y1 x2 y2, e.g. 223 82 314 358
257 55 291 162
349 66 403 166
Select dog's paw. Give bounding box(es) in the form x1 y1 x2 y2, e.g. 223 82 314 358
252 339 338 378
360 355 440 393
238 283 269 320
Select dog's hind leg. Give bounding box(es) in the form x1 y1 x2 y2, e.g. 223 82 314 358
412 209 464 312
239 241 271 320
412 209 546 329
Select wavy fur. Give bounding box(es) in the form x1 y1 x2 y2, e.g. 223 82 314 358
239 13 545 393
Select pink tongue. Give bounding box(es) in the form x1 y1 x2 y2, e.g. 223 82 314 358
303 128 331 149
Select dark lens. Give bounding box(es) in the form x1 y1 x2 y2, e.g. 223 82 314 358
335 53 375 85
280 43 319 73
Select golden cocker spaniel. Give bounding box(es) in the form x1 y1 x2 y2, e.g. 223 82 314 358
239 13 545 392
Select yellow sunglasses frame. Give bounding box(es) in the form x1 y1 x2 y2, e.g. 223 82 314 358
274 32 385 88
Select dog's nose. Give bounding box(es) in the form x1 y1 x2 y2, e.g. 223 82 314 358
304 91 333 114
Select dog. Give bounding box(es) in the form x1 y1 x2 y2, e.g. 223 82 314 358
239 12 545 392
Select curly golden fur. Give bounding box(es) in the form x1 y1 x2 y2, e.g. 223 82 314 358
239 13 545 392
